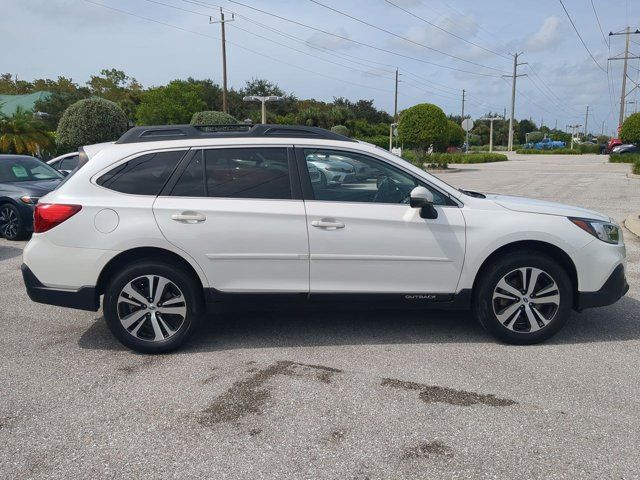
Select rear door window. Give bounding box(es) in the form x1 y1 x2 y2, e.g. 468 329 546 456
171 148 291 199
97 150 186 196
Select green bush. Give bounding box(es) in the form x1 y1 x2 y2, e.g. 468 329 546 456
330 124 349 136
620 112 640 144
610 153 640 163
432 152 508 164
634 159 640 175
56 97 128 149
398 103 448 151
447 120 465 147
516 148 581 155
190 110 238 125
354 135 389 148
578 143 600 154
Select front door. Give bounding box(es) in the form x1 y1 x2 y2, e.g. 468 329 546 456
298 147 466 294
154 146 309 293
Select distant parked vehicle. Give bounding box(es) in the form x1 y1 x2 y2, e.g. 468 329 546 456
0 155 63 240
47 152 79 175
307 154 355 187
615 144 640 154
606 138 622 153
523 137 566 150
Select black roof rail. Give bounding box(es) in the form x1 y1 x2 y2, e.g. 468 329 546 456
115 124 356 144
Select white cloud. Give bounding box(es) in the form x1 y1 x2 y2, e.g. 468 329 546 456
525 16 564 52
305 28 357 51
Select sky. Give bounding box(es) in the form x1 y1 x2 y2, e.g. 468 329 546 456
3 0 640 135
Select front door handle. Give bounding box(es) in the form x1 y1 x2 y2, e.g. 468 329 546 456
311 219 345 229
171 211 206 224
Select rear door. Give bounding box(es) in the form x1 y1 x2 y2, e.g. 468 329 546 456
153 146 310 293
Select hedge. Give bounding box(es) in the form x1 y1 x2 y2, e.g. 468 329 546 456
634 159 640 175
434 153 508 164
330 125 349 136
609 153 640 163
355 135 389 148
516 148 581 155
56 97 128 149
190 111 238 125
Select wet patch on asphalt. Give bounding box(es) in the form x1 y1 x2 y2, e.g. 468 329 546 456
381 378 516 407
116 357 157 375
401 440 454 459
198 360 342 426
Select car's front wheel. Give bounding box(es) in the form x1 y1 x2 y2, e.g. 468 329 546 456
473 252 573 344
103 260 203 353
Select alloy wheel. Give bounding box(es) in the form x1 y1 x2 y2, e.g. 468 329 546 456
0 206 19 239
492 267 561 333
117 275 187 342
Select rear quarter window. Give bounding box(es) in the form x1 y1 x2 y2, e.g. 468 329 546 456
97 150 186 196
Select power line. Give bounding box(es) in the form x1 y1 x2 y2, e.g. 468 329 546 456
308 0 508 73
226 0 503 77
558 0 607 73
82 0 394 95
382 0 509 59
590 0 609 48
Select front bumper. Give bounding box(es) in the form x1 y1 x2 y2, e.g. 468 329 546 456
576 264 629 310
21 264 99 311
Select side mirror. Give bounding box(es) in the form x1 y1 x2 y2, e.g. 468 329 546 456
409 186 434 208
409 186 438 219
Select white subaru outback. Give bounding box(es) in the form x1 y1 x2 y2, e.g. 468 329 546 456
21 124 628 353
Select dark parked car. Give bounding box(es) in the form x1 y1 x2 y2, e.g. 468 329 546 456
0 155 63 240
616 144 640 154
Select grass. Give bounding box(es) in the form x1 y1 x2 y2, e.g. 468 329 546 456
609 153 640 164
634 159 640 175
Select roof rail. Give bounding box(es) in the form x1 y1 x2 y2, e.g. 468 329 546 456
115 124 356 144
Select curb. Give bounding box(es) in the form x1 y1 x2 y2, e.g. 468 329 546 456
624 213 640 238
627 172 640 180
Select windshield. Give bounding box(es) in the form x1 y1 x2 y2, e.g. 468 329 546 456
0 157 63 183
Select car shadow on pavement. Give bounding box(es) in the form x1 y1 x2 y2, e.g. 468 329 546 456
77 295 640 352
0 244 23 261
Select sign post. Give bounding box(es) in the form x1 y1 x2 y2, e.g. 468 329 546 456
461 118 474 153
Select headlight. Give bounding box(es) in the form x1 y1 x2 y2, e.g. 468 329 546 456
569 217 622 244
20 195 40 205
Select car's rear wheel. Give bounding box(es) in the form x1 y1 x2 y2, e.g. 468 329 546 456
473 252 573 344
0 204 26 241
103 260 203 353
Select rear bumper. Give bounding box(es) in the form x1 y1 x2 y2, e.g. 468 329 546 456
576 264 628 310
21 264 99 311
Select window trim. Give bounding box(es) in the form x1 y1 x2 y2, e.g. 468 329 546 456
162 145 302 201
293 146 461 207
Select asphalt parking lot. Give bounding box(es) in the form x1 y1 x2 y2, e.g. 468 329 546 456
1 153 639 479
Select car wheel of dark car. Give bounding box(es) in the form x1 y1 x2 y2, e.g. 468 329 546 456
0 203 26 241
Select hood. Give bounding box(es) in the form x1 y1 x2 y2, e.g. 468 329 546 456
486 194 610 222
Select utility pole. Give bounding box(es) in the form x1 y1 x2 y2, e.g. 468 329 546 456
601 120 605 135
210 8 234 114
503 52 527 151
461 89 466 121
394 68 399 122
609 27 640 130
479 115 505 153
567 124 582 149
584 105 589 137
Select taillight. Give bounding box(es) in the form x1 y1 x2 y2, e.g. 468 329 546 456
34 204 82 233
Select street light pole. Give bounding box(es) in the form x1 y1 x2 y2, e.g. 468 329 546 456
242 95 284 124
480 115 505 153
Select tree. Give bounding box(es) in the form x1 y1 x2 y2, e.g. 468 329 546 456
242 77 285 97
517 119 538 144
190 111 238 125
447 120 465 147
136 80 207 125
331 125 349 136
88 69 142 121
620 112 640 144
57 97 128 150
0 107 54 155
34 88 91 130
398 103 448 151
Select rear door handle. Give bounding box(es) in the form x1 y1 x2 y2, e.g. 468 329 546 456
311 219 345 229
171 211 206 224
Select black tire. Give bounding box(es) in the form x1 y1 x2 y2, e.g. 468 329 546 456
0 203 27 241
103 260 204 354
473 251 573 345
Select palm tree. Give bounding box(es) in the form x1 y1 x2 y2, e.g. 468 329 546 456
0 107 54 155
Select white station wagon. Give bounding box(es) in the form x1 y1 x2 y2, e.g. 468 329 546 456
21 124 628 353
